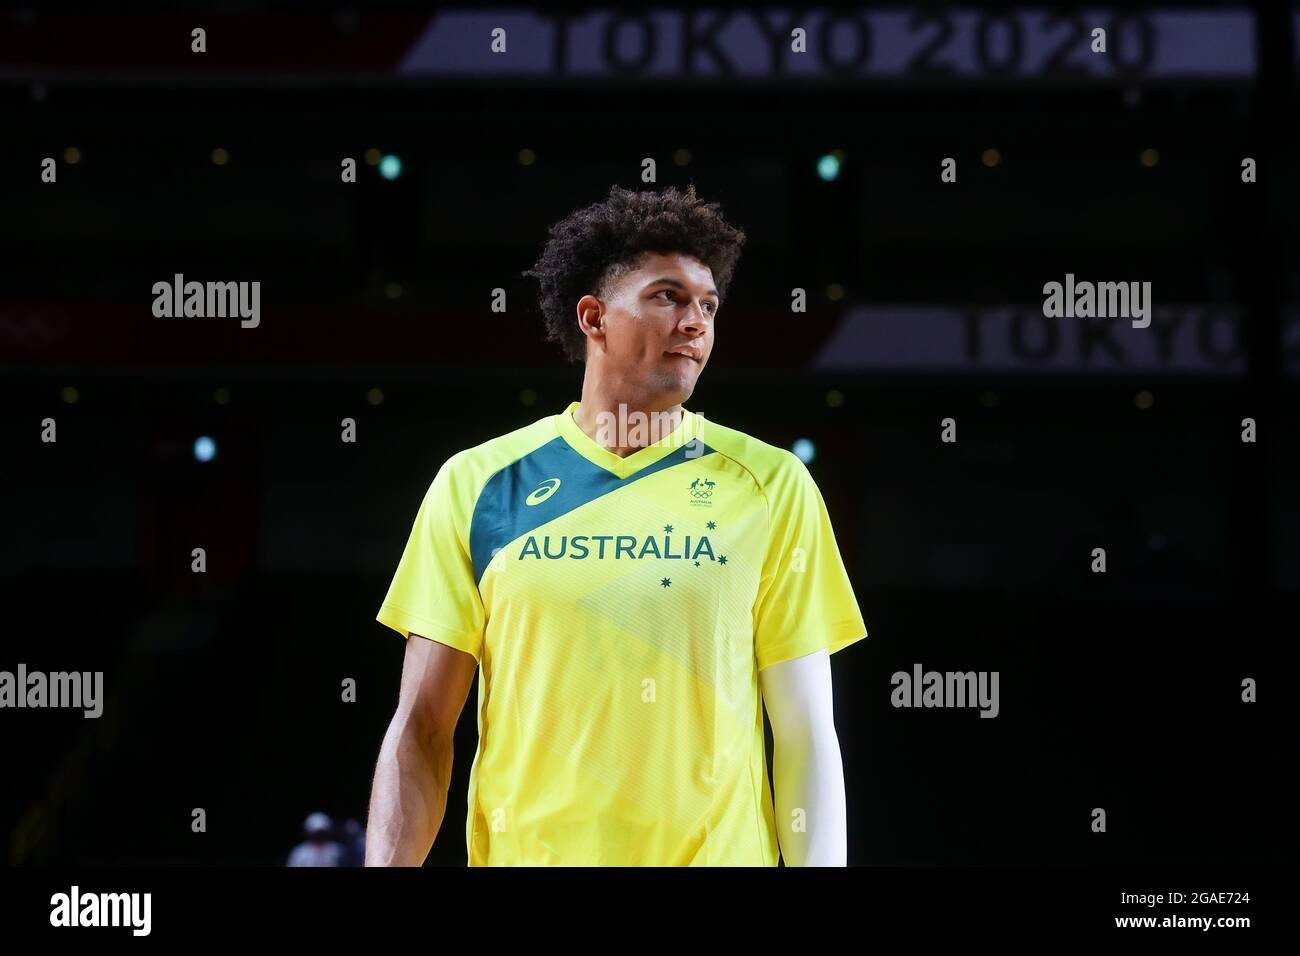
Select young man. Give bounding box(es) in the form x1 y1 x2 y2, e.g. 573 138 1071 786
367 184 867 866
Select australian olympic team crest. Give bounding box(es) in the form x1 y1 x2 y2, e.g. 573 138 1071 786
688 477 715 507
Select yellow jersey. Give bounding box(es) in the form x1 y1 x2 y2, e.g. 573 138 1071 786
376 400 866 865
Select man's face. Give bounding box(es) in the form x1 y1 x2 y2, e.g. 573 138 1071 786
582 251 719 405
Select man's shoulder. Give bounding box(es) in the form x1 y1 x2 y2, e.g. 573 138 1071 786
699 414 805 489
439 413 559 484
414 415 557 513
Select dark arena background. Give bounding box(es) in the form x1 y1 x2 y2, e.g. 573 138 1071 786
1 1 1295 939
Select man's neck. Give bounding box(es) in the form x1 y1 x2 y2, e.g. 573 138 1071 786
572 385 683 460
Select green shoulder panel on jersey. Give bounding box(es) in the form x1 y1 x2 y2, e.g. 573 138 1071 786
433 414 561 535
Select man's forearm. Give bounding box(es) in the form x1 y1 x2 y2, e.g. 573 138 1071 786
365 715 454 866
771 726 848 866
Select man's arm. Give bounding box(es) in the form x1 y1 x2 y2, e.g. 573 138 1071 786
759 648 848 866
365 633 478 866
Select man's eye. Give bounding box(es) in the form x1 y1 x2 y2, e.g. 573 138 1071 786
656 290 716 314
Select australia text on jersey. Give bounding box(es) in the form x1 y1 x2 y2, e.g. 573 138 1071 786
516 533 719 562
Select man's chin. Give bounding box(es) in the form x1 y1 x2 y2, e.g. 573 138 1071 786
647 370 698 403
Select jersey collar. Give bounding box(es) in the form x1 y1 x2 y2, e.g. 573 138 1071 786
555 400 701 479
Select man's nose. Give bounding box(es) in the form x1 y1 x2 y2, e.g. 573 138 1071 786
681 303 710 330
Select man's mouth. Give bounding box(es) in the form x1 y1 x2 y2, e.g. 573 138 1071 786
665 347 702 362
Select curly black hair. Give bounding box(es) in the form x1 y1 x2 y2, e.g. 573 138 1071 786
522 184 747 363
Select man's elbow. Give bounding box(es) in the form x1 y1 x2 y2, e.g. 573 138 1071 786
390 708 455 777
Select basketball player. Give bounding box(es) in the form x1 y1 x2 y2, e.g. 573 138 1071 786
366 184 867 866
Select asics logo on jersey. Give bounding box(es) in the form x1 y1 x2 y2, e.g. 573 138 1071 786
525 478 562 506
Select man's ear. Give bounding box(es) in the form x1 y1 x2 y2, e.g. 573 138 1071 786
576 293 605 344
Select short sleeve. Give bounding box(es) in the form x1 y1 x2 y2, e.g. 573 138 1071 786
753 454 867 671
376 455 485 662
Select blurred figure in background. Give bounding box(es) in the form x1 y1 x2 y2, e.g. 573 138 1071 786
286 811 347 867
342 818 366 867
